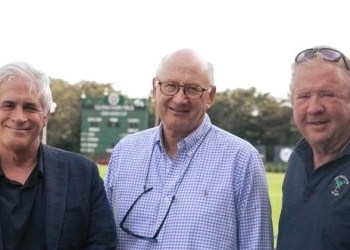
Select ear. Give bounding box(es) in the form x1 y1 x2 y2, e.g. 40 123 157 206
206 85 216 108
43 112 50 127
152 77 158 100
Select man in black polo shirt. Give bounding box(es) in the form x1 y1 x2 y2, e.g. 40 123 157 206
277 47 350 249
0 62 117 249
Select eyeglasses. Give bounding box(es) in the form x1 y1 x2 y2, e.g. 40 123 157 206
295 48 350 70
120 187 175 242
119 143 175 242
155 77 212 99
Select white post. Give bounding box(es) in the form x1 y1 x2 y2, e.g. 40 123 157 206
42 126 48 144
41 102 57 144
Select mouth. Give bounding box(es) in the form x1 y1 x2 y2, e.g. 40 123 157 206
307 119 328 124
307 120 329 128
5 125 30 131
169 106 189 114
309 121 325 125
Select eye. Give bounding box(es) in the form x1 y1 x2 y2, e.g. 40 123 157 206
293 94 309 104
187 85 200 91
296 93 309 99
0 102 15 110
24 104 40 112
163 82 178 91
320 91 335 98
185 85 202 94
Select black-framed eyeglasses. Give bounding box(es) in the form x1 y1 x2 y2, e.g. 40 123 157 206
154 77 212 99
119 142 175 243
120 186 175 242
295 48 350 70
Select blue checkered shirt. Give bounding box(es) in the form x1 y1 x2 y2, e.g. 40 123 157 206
105 114 273 249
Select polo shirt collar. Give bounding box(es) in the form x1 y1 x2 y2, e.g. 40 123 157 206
295 138 350 167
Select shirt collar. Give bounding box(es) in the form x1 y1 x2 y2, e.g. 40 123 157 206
155 114 212 154
295 138 350 165
0 145 44 180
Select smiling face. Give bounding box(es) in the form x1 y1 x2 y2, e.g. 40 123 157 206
291 59 350 152
0 77 48 153
152 49 215 139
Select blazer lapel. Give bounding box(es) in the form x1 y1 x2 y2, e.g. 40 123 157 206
42 146 68 250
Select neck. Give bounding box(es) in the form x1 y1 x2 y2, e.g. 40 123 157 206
163 135 179 159
313 140 350 169
0 147 39 184
162 128 189 159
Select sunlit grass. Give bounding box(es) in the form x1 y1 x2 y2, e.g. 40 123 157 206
98 164 108 179
267 172 284 242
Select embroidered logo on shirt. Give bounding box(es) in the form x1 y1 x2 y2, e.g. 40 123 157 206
331 175 349 196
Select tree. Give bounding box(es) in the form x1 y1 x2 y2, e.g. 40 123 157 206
76 80 116 97
208 87 300 160
48 79 117 152
48 79 300 160
48 78 81 151
209 87 261 139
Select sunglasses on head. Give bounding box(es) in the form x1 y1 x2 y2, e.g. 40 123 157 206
295 48 350 70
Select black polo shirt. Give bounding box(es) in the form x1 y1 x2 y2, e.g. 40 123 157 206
0 153 45 250
277 139 350 250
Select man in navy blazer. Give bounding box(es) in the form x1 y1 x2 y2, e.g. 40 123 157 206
0 62 117 249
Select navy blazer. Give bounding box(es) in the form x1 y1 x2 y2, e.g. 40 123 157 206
0 144 117 249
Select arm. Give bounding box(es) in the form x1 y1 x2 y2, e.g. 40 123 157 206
85 163 117 249
236 151 274 250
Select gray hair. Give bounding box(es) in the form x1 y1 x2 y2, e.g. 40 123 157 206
0 62 52 113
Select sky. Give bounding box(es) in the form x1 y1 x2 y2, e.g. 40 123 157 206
1 0 349 101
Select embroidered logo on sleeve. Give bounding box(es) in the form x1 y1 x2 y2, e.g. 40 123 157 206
331 175 349 197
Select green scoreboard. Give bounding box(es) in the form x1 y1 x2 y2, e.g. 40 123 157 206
80 93 149 163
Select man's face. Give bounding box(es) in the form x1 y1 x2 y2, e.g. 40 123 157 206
0 77 48 152
292 60 350 151
153 52 215 138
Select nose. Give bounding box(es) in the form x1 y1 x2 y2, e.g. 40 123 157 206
174 86 186 95
172 86 189 103
12 107 27 122
307 96 325 114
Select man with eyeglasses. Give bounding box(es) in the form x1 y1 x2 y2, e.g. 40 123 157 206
105 48 273 249
277 47 350 249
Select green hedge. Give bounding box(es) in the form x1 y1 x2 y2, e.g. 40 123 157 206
265 162 287 173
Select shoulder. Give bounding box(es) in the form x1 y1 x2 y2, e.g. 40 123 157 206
42 144 95 163
205 125 263 171
41 145 103 195
209 125 258 153
114 127 158 148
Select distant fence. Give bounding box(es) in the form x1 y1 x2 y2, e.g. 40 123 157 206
254 145 293 173
265 162 287 173
254 145 292 163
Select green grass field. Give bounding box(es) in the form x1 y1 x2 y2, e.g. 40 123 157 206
267 172 284 241
98 165 108 179
98 165 284 241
